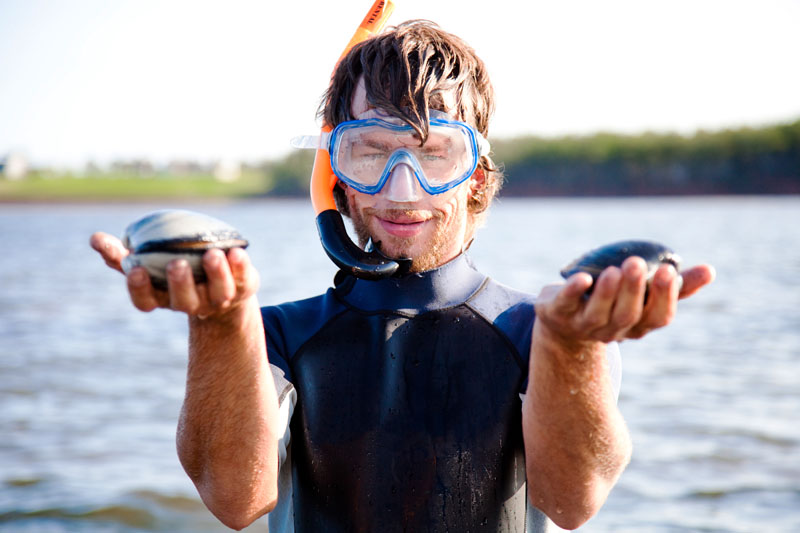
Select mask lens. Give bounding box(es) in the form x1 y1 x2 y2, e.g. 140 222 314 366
418 126 472 186
335 126 400 187
330 116 483 194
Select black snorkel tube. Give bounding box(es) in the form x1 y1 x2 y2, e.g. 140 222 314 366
310 0 411 280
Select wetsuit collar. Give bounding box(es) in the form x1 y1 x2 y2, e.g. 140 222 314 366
335 253 486 314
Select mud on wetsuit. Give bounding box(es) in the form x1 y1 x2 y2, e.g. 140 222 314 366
262 254 621 532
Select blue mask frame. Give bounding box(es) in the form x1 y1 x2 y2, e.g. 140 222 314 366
327 115 488 195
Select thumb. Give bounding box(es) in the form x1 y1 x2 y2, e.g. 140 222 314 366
538 273 593 316
90 232 128 273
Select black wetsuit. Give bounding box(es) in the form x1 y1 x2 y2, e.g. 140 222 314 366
262 254 620 532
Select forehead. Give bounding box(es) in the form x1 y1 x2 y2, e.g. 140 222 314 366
351 78 371 117
350 76 463 122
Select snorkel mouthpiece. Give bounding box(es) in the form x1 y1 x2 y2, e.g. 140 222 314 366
316 210 411 280
310 0 401 280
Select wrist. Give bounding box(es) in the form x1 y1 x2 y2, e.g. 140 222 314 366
533 320 605 364
189 295 261 332
528 320 614 403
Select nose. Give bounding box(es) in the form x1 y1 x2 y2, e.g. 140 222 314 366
382 163 422 202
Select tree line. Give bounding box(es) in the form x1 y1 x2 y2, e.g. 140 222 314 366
259 119 800 197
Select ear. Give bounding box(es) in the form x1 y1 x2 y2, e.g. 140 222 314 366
469 169 486 196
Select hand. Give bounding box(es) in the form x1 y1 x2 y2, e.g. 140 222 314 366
89 231 259 319
535 256 715 345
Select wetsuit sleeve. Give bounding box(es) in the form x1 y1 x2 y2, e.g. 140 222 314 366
261 292 344 460
467 280 624 401
262 306 294 384
259 305 299 528
261 306 297 472
465 280 536 395
606 341 622 401
270 362 297 529
261 293 343 530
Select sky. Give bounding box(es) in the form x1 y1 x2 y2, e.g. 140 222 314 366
1 0 799 169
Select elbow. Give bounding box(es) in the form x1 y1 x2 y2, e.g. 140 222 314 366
216 513 258 532
178 451 278 530
534 482 613 530
530 444 632 530
214 506 276 532
187 465 279 529
176 435 279 529
199 483 278 531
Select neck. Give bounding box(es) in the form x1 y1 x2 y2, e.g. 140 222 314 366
335 253 486 315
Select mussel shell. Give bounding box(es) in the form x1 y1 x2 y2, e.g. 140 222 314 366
560 240 681 292
120 209 249 289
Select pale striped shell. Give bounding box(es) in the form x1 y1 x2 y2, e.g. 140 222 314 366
121 209 248 289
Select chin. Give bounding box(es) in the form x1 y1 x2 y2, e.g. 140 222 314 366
384 240 455 273
350 204 463 272
373 238 417 261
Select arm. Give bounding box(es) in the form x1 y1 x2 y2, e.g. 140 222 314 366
179 297 280 530
90 233 281 530
523 256 715 530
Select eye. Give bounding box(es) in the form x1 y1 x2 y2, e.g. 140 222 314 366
350 137 392 157
419 146 449 161
352 145 390 160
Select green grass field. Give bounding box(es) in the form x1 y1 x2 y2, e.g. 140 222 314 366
0 169 273 202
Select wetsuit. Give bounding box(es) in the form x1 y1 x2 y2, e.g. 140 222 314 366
262 253 621 532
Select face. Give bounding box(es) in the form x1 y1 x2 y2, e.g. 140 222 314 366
341 80 482 272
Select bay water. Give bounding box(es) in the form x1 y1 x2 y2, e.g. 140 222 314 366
1 196 798 532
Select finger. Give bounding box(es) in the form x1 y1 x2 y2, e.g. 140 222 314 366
678 264 716 299
204 249 236 308
90 232 128 273
166 259 202 314
126 267 165 312
608 256 647 330
629 264 680 338
550 272 593 313
581 266 622 331
227 247 260 297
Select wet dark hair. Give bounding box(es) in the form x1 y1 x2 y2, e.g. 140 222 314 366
320 20 503 217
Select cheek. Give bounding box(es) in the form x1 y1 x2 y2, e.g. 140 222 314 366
345 181 469 225
345 187 374 214
435 187 470 223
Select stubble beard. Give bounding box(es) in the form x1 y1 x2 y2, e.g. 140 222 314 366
350 207 459 273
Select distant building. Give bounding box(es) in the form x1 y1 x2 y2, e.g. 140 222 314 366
110 159 155 175
1 152 29 180
214 159 241 182
167 160 209 176
84 160 104 175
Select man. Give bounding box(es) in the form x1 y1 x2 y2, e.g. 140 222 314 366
91 21 714 532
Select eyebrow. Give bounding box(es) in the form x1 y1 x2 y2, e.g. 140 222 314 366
360 138 393 151
420 136 453 151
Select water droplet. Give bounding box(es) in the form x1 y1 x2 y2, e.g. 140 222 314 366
570 388 578 395
556 507 563 514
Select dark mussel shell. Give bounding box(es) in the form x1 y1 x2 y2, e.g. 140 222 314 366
560 240 681 293
121 209 249 289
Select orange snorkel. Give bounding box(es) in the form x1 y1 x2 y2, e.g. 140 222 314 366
311 0 411 279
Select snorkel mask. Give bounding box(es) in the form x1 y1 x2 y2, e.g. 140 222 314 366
300 109 490 196
309 0 407 280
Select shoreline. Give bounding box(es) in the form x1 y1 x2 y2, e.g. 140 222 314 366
2 191 798 206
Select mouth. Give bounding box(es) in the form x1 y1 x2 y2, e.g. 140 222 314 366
377 216 429 238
